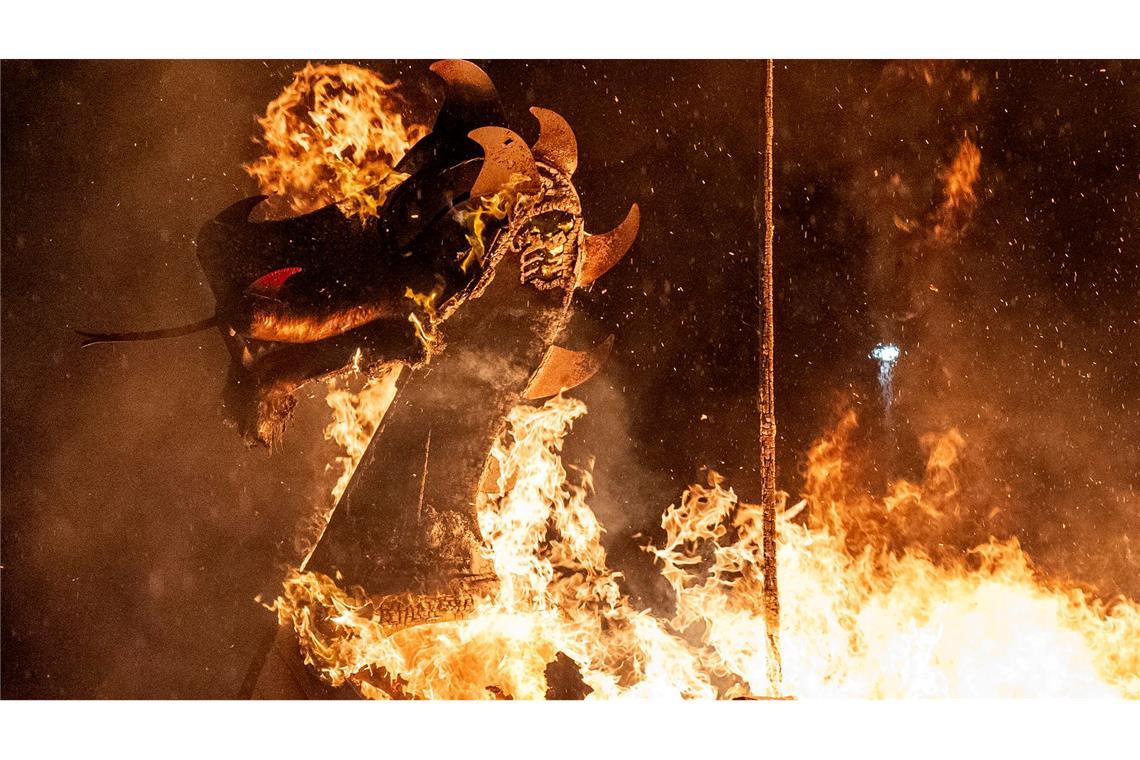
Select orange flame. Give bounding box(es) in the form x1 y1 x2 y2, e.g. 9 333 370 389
245 63 428 221
940 137 981 211
254 64 1135 699
274 398 1140 699
931 137 982 239
324 361 402 503
455 182 522 274
288 360 401 563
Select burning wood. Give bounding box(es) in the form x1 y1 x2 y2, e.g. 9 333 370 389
255 62 1138 701
217 61 638 696
77 60 1140 702
270 395 1140 699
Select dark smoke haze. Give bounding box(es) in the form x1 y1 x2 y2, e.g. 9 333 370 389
2 60 1137 698
777 61 1139 599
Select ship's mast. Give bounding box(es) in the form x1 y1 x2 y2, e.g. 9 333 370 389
760 57 783 697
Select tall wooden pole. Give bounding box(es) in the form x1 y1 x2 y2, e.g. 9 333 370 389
760 58 783 696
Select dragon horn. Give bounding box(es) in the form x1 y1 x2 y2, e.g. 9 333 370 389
577 204 640 288
467 126 541 200
429 60 503 134
523 335 615 400
529 107 578 176
214 195 267 225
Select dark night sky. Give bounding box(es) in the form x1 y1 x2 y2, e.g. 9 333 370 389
2 60 1137 698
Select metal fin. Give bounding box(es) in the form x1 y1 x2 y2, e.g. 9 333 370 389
578 204 640 288
247 267 302 298
215 195 267 225
429 60 503 135
529 107 578 176
467 127 540 200
523 335 614 400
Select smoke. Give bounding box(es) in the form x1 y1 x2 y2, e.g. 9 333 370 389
0 60 389 697
2 60 767 697
4 60 1134 699
778 61 1140 598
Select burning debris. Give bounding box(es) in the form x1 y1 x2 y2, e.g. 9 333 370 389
76 60 1140 701
255 62 1138 700
271 396 1140 699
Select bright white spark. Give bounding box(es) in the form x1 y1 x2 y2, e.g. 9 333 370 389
871 343 900 365
870 342 901 417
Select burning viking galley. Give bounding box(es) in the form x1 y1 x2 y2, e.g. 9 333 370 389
2 60 1138 699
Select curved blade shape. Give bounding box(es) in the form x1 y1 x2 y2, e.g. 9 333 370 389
523 335 614 399
578 203 640 288
247 266 303 298
429 60 503 135
530 107 578 176
467 126 540 200
395 60 505 176
215 195 268 225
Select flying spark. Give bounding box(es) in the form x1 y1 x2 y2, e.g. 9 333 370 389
870 342 900 417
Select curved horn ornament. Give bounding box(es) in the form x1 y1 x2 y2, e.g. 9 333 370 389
215 195 268 225
429 59 497 99
529 107 578 176
428 60 502 132
578 203 640 288
523 335 615 400
467 126 541 200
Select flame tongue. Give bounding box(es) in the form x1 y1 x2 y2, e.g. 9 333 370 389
278 397 718 699
252 61 1138 700
302 202 577 596
245 63 428 222
277 400 1140 700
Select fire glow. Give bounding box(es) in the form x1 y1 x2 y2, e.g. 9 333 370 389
250 63 1140 699
276 397 1140 699
245 62 427 221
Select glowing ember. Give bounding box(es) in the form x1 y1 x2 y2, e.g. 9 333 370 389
276 398 1140 699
